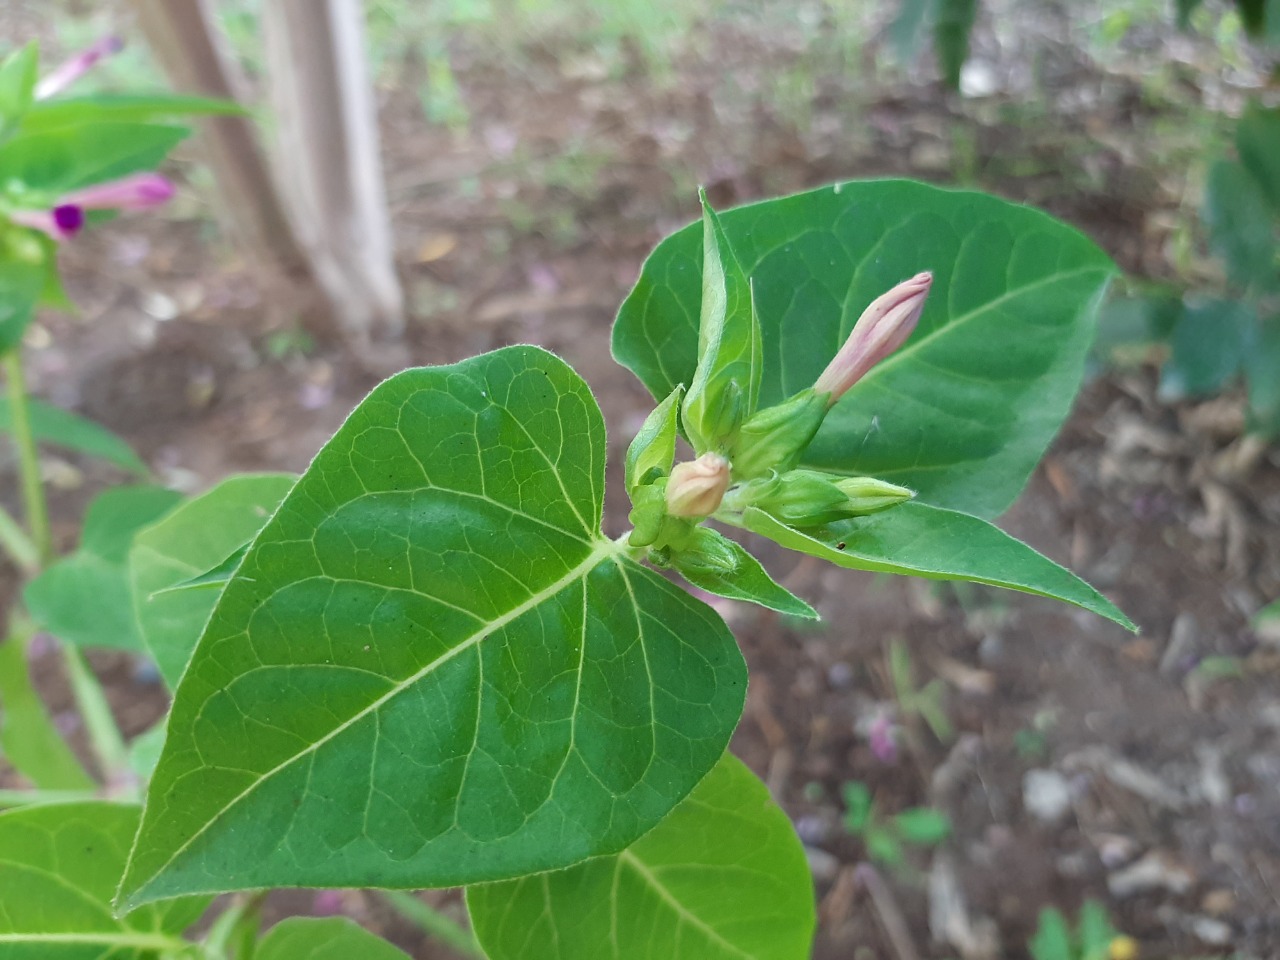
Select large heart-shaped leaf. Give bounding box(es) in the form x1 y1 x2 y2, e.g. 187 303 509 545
24 486 183 652
613 180 1117 518
129 473 296 688
118 346 745 910
468 752 815 960
742 502 1134 630
0 802 208 958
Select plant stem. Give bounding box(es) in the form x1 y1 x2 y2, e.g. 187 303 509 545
380 890 484 958
61 645 130 787
3 349 52 564
0 502 38 573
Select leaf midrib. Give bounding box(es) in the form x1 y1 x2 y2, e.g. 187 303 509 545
119 536 622 909
617 849 752 959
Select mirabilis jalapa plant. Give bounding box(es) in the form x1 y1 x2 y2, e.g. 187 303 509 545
0 41 1133 954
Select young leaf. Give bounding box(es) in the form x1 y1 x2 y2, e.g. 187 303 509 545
674 528 818 619
0 396 148 475
892 807 951 846
1203 160 1277 290
467 753 815 960
1077 899 1119 958
742 501 1135 630
841 781 874 834
129 473 296 688
118 346 745 910
1237 100 1280 213
20 93 244 134
24 485 183 652
681 193 763 453
255 917 411 960
0 250 47 353
1160 299 1252 400
0 628 94 790
0 121 187 194
614 181 1118 519
1245 314 1280 437
1028 907 1075 960
624 384 682 494
0 802 209 956
864 825 905 868
0 42 39 141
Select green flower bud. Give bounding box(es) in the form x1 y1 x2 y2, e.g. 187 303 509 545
627 481 668 547
832 476 915 515
749 469 914 527
727 388 828 480
672 526 740 576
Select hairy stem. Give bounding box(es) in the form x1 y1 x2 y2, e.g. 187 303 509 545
3 350 52 564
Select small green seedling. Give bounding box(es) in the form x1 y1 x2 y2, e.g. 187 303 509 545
841 780 951 874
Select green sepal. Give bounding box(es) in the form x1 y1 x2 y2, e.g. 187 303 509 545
682 192 762 454
727 388 828 480
627 481 669 547
728 468 912 527
674 527 817 619
625 384 682 495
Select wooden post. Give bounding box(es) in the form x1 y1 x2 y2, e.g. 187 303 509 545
261 0 405 343
129 0 312 285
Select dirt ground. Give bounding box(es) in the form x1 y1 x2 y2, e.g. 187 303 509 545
4 4 1280 958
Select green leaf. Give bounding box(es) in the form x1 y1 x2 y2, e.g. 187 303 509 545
0 42 39 141
1245 314 1280 436
1160 299 1252 400
1029 908 1074 960
0 242 48 353
864 825 905 867
19 93 243 135
24 486 183 652
1077 899 1118 956
118 346 745 910
467 753 815 960
0 802 209 957
742 501 1135 630
1203 160 1277 290
682 193 763 454
255 917 410 960
624 384 682 494
892 807 951 845
0 396 148 475
613 180 1117 519
0 628 94 790
0 121 188 195
1237 101 1280 213
130 474 296 689
932 0 979 89
675 528 818 619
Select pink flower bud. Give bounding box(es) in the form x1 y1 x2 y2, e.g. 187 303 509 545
813 271 932 405
35 35 125 100
61 173 175 211
666 453 730 518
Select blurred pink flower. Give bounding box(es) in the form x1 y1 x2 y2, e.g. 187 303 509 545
10 174 175 242
35 35 124 100
868 710 899 764
10 204 85 241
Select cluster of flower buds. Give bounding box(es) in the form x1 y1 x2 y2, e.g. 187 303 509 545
625 269 932 574
4 37 177 243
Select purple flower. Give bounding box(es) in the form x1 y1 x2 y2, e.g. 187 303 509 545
813 272 932 405
35 35 124 100
9 174 175 242
868 710 899 764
